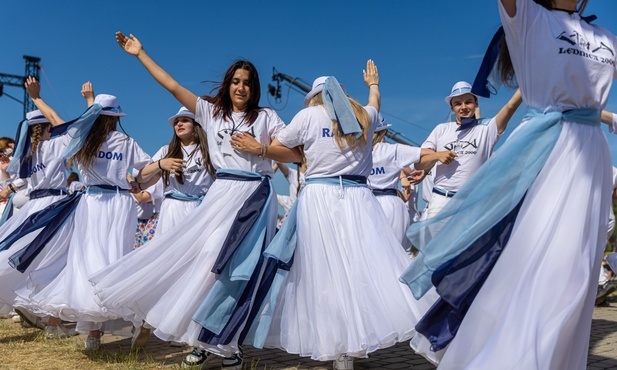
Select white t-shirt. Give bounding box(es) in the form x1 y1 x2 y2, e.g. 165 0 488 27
499 0 616 111
27 136 69 191
70 131 151 188
195 98 285 176
422 118 500 192
152 144 213 196
369 142 421 190
277 105 379 179
421 168 434 204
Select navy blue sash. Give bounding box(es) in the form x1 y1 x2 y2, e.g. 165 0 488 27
1 192 81 273
197 172 272 345
29 188 66 200
415 196 525 351
372 188 398 197
211 173 270 274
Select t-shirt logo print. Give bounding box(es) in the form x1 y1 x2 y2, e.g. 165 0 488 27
216 126 256 147
557 29 615 66
445 139 478 153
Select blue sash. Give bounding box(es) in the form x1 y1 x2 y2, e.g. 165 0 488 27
29 188 67 200
372 188 398 197
0 194 15 227
165 191 204 203
401 108 601 351
192 169 274 345
401 108 601 299
242 175 368 347
7 120 30 179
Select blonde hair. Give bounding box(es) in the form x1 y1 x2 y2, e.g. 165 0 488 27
309 94 370 149
27 123 51 161
372 129 387 148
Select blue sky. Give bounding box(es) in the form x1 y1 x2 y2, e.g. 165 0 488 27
2 0 617 195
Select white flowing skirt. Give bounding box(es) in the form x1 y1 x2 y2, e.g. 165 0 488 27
433 122 611 370
0 194 67 306
90 178 277 355
154 197 200 237
376 194 411 247
262 183 438 361
22 192 136 324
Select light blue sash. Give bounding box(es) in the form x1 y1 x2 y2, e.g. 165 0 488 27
244 175 368 346
7 120 29 175
401 108 601 299
165 191 204 203
62 104 103 160
322 77 363 138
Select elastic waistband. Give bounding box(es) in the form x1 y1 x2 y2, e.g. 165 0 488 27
433 187 456 198
29 188 67 200
216 169 268 182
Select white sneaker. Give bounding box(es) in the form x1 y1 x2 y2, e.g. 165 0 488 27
333 354 354 370
44 325 70 339
221 347 243 369
85 336 101 351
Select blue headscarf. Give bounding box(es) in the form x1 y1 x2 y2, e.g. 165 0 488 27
322 77 363 138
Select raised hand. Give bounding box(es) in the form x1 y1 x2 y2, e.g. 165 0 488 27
81 81 95 107
24 76 41 99
363 59 379 88
116 32 143 56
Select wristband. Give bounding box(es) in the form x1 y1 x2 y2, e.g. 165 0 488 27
138 182 144 191
369 83 379 87
158 159 163 170
8 183 16 193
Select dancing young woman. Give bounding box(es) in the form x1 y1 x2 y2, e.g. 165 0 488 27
401 1 617 368
90 32 300 369
237 62 438 370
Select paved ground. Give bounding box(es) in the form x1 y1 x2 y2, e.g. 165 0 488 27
86 297 617 369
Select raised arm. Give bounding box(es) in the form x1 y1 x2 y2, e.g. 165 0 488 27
363 59 380 111
494 88 523 134
116 32 198 112
24 76 64 126
500 0 517 17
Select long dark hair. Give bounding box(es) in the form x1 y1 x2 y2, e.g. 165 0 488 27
498 0 590 86
161 119 215 186
202 60 262 126
70 115 119 169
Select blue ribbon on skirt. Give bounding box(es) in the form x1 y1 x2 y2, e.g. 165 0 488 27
242 175 368 347
191 169 273 345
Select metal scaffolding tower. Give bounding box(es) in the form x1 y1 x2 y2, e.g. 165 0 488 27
0 55 41 118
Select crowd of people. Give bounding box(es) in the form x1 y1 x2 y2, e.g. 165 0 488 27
0 0 616 369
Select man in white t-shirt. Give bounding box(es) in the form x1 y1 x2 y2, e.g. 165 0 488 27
416 81 522 218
